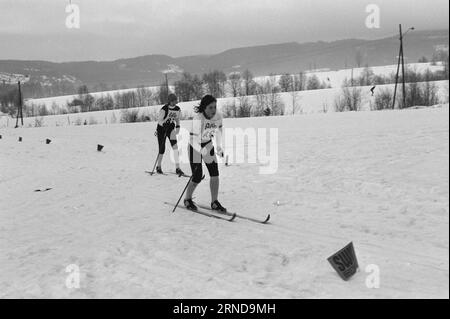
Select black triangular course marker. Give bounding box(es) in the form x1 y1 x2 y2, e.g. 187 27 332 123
327 242 359 281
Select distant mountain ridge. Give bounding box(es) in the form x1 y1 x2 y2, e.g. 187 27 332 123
0 29 448 90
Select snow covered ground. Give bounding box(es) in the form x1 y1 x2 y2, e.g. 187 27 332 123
0 104 448 298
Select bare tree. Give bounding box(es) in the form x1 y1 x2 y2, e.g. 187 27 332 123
254 84 268 116
440 50 450 80
83 94 95 112
136 86 152 106
228 72 242 98
372 89 394 111
156 82 170 104
290 90 301 115
334 87 362 112
359 65 374 86
51 102 59 115
279 74 293 92
293 72 306 91
191 74 204 100
174 72 194 102
115 91 138 109
266 79 284 115
203 70 227 98
77 85 89 97
174 72 204 101
237 95 252 117
242 69 257 96
104 94 115 110
404 75 439 108
306 74 322 90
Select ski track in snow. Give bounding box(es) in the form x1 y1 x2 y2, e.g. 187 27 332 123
0 106 448 298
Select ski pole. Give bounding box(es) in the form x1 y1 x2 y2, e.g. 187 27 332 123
172 152 201 213
149 126 168 175
172 174 194 213
149 153 159 176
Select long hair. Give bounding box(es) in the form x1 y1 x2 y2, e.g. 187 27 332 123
194 95 217 114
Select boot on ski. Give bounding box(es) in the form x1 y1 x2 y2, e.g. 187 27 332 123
211 200 227 213
184 199 198 212
156 166 164 174
176 168 186 177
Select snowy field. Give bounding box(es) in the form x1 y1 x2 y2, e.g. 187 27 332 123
0 105 448 298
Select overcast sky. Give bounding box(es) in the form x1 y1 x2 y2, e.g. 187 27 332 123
0 0 448 61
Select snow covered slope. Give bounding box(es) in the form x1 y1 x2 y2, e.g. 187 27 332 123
0 106 448 298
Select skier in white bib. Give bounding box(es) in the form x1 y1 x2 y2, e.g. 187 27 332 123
184 95 227 212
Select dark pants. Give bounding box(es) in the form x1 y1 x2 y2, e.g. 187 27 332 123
189 142 219 183
157 124 177 154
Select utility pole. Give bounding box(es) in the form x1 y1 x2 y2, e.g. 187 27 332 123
392 24 414 109
15 81 24 128
400 25 407 109
165 73 169 103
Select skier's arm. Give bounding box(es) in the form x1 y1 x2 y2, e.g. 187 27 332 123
191 117 203 153
157 109 165 125
215 124 224 157
175 115 181 134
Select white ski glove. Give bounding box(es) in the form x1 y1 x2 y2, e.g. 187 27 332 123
200 147 210 157
216 146 224 158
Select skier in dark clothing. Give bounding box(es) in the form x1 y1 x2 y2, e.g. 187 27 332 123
155 94 185 176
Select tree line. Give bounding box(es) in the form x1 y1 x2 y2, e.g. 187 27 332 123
1 52 448 118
